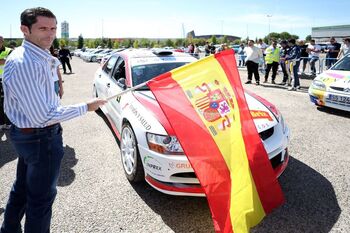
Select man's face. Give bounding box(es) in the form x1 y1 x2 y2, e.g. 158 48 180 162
21 16 57 50
330 39 335 44
248 41 254 47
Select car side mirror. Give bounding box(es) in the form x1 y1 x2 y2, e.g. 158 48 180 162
117 78 127 90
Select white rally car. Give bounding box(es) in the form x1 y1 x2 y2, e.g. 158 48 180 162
93 49 290 196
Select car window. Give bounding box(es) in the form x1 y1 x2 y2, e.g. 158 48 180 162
112 57 126 81
331 54 350 71
103 56 118 75
131 62 187 89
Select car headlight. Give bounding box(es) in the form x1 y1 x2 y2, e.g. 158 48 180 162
311 80 326 91
146 133 184 155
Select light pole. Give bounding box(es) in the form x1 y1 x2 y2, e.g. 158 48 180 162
267 14 272 36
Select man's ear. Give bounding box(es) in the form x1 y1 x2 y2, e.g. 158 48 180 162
20 25 30 36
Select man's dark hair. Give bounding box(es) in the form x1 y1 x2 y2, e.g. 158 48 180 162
288 38 296 44
344 38 350 43
21 7 56 30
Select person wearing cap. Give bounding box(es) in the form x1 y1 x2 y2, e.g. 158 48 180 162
325 37 341 69
0 35 13 130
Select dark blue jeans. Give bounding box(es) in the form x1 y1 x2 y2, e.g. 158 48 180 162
292 60 301 88
1 124 64 233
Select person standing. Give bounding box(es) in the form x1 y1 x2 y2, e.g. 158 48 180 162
279 40 290 85
264 40 280 84
284 39 301 91
307 39 321 76
0 35 12 130
59 45 72 74
299 40 309 74
0 7 106 233
325 37 341 69
244 40 263 85
337 38 350 59
237 43 246 67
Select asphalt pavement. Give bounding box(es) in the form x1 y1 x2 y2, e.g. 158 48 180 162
1 57 349 233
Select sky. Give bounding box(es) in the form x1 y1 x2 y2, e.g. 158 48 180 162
2 0 350 40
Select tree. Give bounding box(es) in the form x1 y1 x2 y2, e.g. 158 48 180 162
210 35 217 44
220 35 229 44
52 38 59 49
175 38 184 47
233 39 241 45
140 38 150 48
165 39 174 47
77 34 84 49
113 40 120 49
133 40 139 48
305 35 312 42
107 38 113 48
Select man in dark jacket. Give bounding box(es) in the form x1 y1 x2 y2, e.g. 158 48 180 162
58 46 72 74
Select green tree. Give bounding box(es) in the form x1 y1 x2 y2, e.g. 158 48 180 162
107 38 113 48
280 32 292 40
305 35 312 42
139 38 150 48
221 35 229 44
121 39 132 48
210 35 217 44
78 34 84 49
175 38 184 47
52 38 59 49
233 39 241 45
165 39 174 47
113 40 120 49
133 40 139 48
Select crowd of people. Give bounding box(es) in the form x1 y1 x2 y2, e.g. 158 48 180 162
236 37 350 91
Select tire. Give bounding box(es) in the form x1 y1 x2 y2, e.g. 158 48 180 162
91 56 97 62
120 124 144 182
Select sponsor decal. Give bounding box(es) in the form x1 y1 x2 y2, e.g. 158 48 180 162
129 104 151 130
169 162 192 169
250 110 273 121
143 156 164 177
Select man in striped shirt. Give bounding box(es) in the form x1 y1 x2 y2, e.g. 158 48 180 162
1 7 106 233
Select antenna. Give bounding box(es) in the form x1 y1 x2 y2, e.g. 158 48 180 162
182 23 186 39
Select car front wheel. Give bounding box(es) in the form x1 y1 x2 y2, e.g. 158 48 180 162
120 124 144 182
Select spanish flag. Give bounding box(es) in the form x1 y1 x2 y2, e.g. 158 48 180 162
147 49 284 233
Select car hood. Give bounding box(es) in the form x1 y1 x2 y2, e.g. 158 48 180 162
315 70 350 89
134 90 278 134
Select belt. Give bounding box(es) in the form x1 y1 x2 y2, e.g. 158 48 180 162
17 124 59 134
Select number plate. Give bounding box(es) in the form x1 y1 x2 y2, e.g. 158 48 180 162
327 94 350 104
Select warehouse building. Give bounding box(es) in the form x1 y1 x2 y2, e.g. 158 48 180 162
312 25 350 43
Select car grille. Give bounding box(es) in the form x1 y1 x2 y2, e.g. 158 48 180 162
330 86 345 92
259 127 274 141
171 172 197 178
270 151 282 169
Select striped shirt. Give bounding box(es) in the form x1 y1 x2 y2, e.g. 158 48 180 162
3 40 87 128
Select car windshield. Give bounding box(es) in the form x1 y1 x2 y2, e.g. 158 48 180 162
331 54 350 71
131 62 187 90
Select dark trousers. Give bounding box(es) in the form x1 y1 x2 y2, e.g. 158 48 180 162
280 61 289 83
1 124 64 233
0 81 10 125
264 61 279 81
246 60 260 82
291 61 301 88
60 57 72 73
310 57 318 75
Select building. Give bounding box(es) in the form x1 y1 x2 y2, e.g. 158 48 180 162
61 21 69 39
312 25 350 43
187 30 240 42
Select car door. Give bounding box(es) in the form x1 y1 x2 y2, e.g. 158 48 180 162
95 55 118 100
105 56 127 132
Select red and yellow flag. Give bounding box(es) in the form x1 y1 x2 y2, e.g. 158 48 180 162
147 49 284 233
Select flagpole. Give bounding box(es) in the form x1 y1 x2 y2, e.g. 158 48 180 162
105 81 148 101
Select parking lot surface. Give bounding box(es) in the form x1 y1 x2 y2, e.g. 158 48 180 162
1 57 349 233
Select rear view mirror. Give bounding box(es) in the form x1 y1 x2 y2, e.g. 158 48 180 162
117 78 127 90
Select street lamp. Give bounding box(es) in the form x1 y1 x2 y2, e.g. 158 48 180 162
267 15 272 36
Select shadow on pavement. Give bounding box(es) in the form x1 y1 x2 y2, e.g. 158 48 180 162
95 110 121 146
58 145 78 187
253 156 340 233
316 106 350 118
0 131 17 169
131 157 340 233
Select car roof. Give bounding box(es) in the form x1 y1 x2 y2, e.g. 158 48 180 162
117 48 197 66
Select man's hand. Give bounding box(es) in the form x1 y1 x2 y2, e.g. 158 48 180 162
86 98 107 111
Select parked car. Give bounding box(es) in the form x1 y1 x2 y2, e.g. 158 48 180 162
93 49 290 196
308 53 350 112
